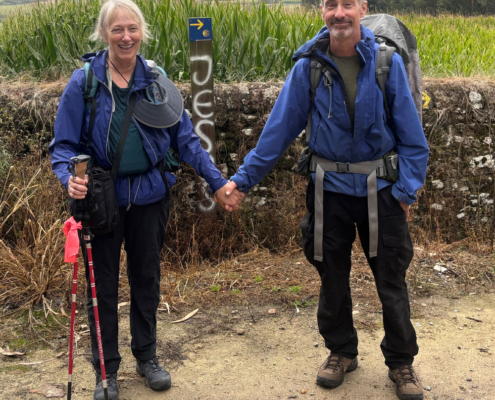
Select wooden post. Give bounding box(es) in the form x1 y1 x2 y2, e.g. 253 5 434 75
189 17 216 213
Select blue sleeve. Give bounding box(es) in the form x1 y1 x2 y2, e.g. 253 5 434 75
386 54 429 205
48 69 86 190
169 111 228 193
230 59 312 192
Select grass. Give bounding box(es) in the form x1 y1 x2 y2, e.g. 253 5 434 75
0 0 493 80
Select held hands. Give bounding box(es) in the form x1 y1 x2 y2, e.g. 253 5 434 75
214 181 244 212
68 175 89 199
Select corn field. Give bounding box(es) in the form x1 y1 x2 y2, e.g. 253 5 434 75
0 0 494 80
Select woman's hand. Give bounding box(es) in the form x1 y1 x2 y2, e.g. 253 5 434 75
214 181 244 212
68 175 89 199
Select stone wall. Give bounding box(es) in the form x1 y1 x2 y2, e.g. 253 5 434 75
1 78 494 246
177 79 495 243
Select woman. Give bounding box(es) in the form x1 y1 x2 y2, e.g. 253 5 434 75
49 1 243 399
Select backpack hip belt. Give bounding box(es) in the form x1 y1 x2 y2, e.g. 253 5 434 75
310 155 389 262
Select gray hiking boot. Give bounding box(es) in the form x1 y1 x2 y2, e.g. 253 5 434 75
389 365 423 400
136 357 172 391
93 372 118 400
316 353 358 388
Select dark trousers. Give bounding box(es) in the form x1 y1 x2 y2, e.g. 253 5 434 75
301 181 418 369
80 198 170 374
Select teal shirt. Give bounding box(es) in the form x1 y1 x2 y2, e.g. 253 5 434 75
108 74 151 176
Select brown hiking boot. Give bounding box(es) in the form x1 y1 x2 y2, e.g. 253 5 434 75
389 365 423 400
316 353 358 388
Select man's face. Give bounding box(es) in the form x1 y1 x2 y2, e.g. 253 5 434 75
321 0 367 40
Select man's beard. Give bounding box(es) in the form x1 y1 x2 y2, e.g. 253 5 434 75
329 19 353 38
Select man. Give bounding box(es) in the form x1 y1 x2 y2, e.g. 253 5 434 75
225 1 429 399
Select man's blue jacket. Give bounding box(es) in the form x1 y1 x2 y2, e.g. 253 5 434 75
49 50 227 207
231 25 429 205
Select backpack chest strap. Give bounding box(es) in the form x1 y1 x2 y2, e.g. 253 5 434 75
305 59 333 144
310 155 387 261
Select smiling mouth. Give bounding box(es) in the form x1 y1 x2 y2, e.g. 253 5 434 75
118 44 134 50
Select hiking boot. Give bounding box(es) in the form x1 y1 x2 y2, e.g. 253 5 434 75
136 357 172 391
93 372 118 400
389 365 424 400
316 353 358 388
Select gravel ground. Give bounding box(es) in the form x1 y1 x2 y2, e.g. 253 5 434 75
0 293 494 400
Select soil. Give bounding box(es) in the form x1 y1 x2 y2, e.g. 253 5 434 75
0 292 494 400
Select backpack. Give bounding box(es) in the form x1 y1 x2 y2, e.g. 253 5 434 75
82 60 180 174
361 14 423 124
305 14 423 142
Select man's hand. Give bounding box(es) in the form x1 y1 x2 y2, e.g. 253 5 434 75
214 181 245 212
399 201 410 221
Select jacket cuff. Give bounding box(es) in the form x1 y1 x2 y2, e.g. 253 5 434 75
209 177 228 194
391 184 416 206
230 176 249 194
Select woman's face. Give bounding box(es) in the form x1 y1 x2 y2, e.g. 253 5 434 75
103 9 142 66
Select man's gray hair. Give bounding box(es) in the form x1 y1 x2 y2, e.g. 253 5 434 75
321 0 366 5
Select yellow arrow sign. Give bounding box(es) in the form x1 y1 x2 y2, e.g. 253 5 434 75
190 19 204 30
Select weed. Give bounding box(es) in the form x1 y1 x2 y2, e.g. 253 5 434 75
210 285 222 293
0 159 68 308
0 365 30 374
287 286 302 293
271 286 281 292
232 288 242 294
254 275 263 283
8 337 28 349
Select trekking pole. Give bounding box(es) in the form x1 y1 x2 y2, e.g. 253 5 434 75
83 226 109 400
67 258 79 400
66 155 91 400
67 155 109 400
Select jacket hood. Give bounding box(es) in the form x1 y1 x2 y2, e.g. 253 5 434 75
81 50 154 90
292 24 375 61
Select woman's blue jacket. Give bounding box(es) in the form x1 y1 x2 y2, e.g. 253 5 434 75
49 50 227 207
231 26 429 205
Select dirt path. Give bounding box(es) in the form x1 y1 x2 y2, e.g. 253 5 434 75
1 293 494 399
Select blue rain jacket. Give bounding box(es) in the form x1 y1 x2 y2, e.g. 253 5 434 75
49 50 227 207
231 26 429 205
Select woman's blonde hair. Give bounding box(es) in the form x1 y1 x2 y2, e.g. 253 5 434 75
90 0 150 43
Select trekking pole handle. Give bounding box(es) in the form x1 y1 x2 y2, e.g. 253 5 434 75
69 155 91 180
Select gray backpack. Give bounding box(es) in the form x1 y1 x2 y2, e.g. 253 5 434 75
361 14 423 124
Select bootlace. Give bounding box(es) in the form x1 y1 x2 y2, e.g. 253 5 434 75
396 365 418 386
323 354 344 372
145 356 163 373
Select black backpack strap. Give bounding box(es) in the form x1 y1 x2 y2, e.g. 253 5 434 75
305 56 334 145
375 42 396 124
83 67 98 149
111 92 137 182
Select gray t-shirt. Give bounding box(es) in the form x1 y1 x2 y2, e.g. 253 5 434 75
327 46 361 127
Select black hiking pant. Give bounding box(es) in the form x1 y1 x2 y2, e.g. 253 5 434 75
80 196 170 374
301 181 418 369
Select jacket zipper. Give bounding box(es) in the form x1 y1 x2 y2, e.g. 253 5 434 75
91 69 114 166
315 55 353 136
133 175 142 204
127 176 131 210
